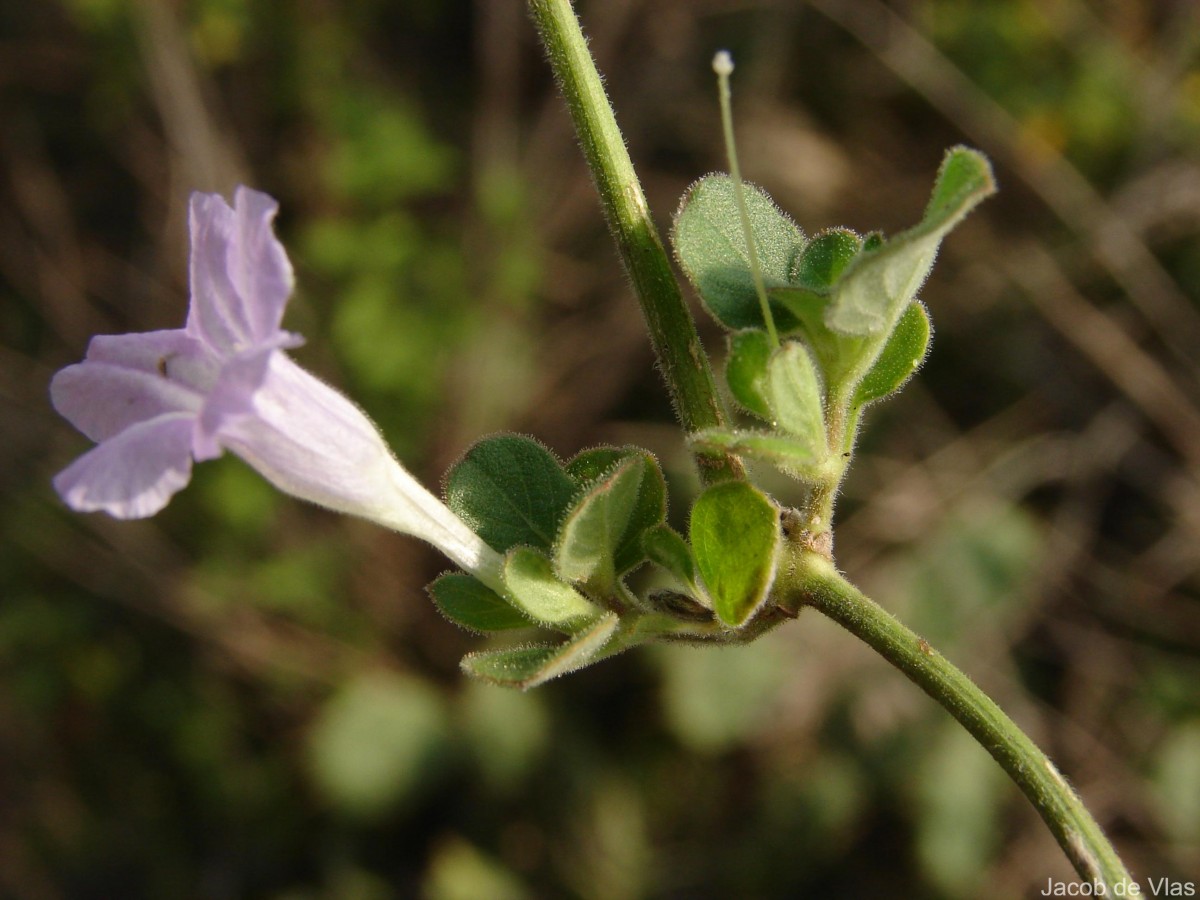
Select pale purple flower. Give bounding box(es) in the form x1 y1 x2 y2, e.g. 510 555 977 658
51 187 502 588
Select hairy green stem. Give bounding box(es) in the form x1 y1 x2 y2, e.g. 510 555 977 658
527 0 743 484
781 551 1137 890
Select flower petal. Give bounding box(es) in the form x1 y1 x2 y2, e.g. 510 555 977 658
186 188 294 354
211 353 505 587
53 413 196 518
192 345 275 461
230 186 294 342
51 361 203 442
212 353 399 513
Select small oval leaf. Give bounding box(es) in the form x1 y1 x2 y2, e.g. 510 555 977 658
853 301 931 408
792 228 861 291
642 524 700 592
460 612 620 689
689 481 781 627
671 174 805 331
554 458 644 593
445 434 576 553
725 329 773 419
428 573 532 632
502 546 598 627
566 447 667 574
766 341 827 457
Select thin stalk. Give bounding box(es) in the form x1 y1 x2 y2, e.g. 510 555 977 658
783 550 1138 891
527 0 743 484
713 51 779 348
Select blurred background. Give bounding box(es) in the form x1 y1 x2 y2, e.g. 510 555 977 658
2 0 1199 897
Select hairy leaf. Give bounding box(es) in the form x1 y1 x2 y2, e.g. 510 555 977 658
502 546 598 627
690 481 780 626
428 572 531 632
689 427 822 479
825 147 994 336
566 447 667 574
554 457 644 594
460 612 620 689
672 174 805 330
853 301 931 407
766 341 827 456
725 329 773 419
445 434 576 553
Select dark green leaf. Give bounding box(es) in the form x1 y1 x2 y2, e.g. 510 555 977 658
445 434 576 553
502 546 598 627
725 329 773 419
792 228 861 291
853 301 931 407
671 174 804 330
427 573 531 632
460 612 620 689
690 481 781 626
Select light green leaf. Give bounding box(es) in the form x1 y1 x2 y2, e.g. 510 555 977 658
689 481 781 626
445 434 576 553
825 147 994 336
642 524 700 592
766 341 827 456
460 612 620 689
725 329 773 419
427 573 531 632
565 447 667 574
688 428 822 479
554 457 644 594
853 301 931 408
502 547 598 627
671 174 805 330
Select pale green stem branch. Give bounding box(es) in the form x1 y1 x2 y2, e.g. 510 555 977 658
527 0 743 484
782 551 1138 891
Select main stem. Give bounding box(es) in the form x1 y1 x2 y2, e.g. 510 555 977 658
782 551 1137 890
527 0 743 484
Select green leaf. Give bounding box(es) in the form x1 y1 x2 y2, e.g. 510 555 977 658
445 434 577 553
853 301 931 408
725 329 772 419
566 447 667 574
642 524 700 592
554 458 644 594
502 547 598 627
825 147 994 336
766 341 827 456
689 482 781 626
688 428 822 478
671 174 805 330
427 573 531 632
792 228 861 291
460 612 620 689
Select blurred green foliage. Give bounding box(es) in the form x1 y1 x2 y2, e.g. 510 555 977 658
2 0 1199 897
